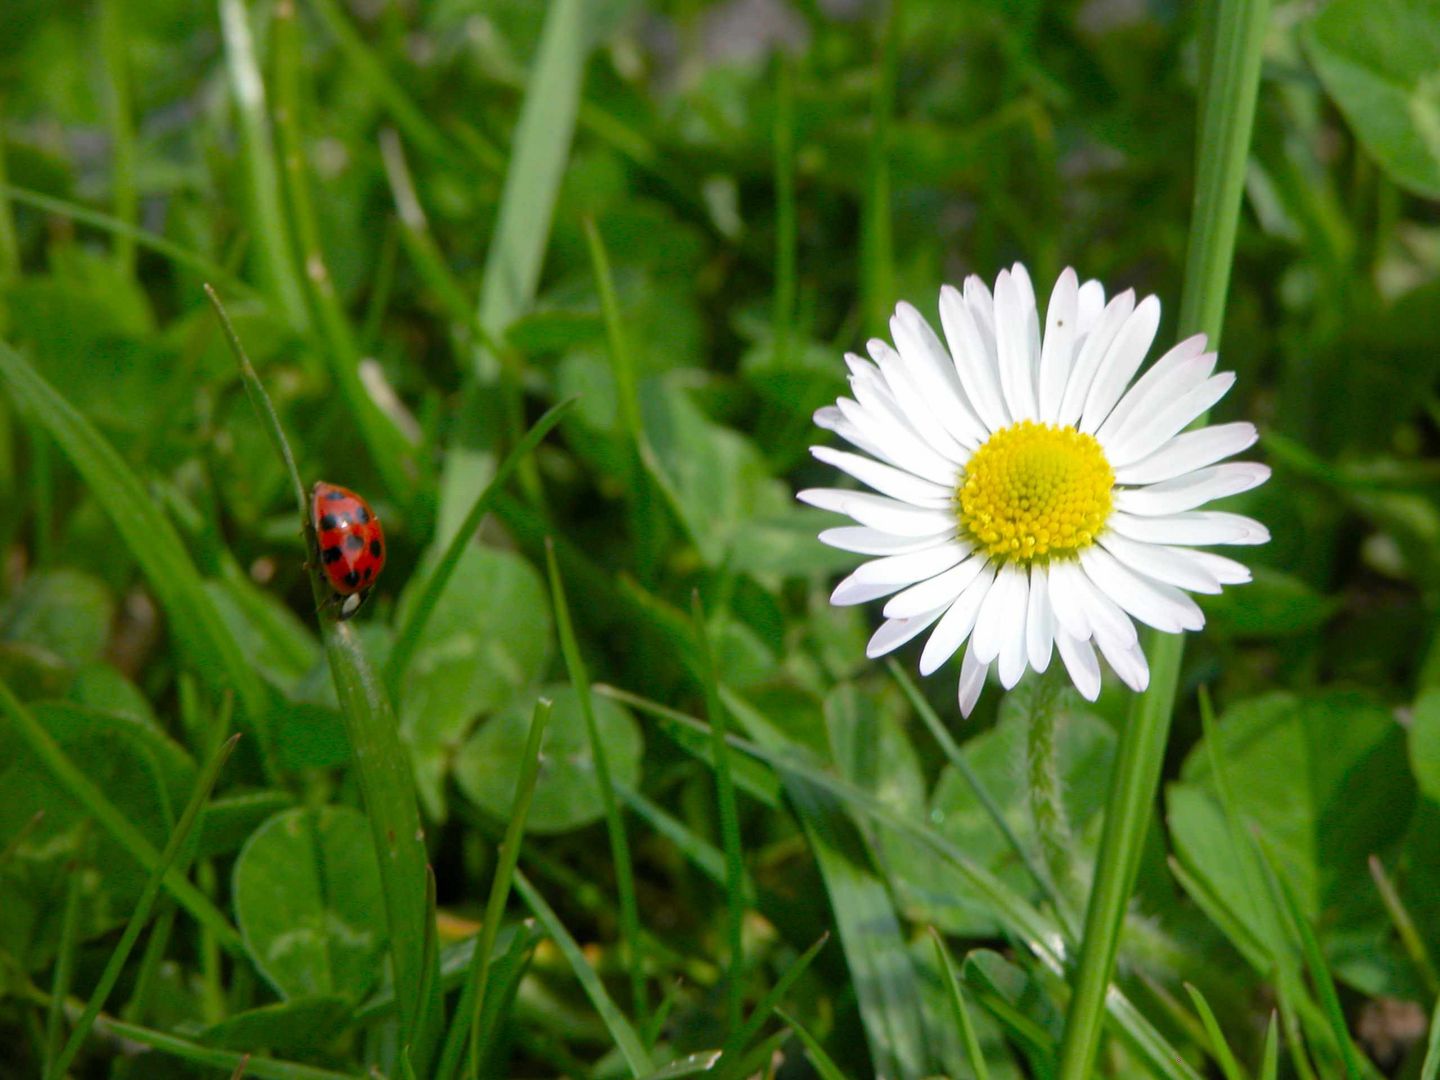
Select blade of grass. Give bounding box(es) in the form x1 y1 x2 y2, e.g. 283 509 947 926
305 0 472 171
98 0 137 276
0 183 257 298
0 682 244 954
1261 1012 1279 1080
776 1007 847 1080
439 0 590 541
271 0 417 502
92 1014 357 1080
217 0 310 329
1183 983 1249 1080
513 868 654 1076
213 285 443 1073
930 929 990 1080
384 398 576 696
1369 854 1440 997
1055 0 1271 1074
860 0 900 337
434 697 552 1080
47 734 241 1080
472 920 542 1061
0 125 19 280
0 810 45 872
641 1051 723 1079
616 780 753 901
43 823 90 1075
0 340 276 770
546 540 648 1029
716 933 828 1077
692 592 748 1034
1421 995 1440 1080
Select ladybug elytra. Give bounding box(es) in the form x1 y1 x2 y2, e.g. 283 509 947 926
310 481 385 619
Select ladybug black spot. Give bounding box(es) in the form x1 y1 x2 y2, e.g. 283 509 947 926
370 539 382 558
322 546 343 564
344 533 366 552
363 566 373 580
343 570 361 588
355 506 371 524
320 513 342 531
323 490 348 502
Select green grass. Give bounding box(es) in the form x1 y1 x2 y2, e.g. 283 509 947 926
3 0 1440 1076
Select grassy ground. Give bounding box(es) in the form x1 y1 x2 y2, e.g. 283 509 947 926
2 0 1440 1077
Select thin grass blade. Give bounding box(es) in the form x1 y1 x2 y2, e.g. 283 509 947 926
1369 854 1440 997
513 868 654 1076
1421 995 1440 1080
1183 983 1250 1080
776 1007 847 1080
716 933 828 1075
930 929 990 1080
546 540 648 1029
48 734 241 1079
44 823 90 1075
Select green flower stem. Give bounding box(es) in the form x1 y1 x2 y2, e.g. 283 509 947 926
1054 1 1271 1076
1024 674 1078 912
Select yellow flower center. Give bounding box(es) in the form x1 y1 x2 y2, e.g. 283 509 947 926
958 420 1114 563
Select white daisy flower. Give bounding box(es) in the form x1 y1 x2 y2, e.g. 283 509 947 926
800 264 1269 715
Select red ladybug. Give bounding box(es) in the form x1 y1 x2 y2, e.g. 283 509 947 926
310 481 385 619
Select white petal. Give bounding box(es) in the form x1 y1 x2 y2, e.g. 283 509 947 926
964 274 996 343
1076 280 1106 332
866 339 971 463
1097 533 1223 594
997 564 1031 689
815 401 891 463
1057 289 1135 428
1106 372 1237 467
831 575 904 606
1113 422 1259 485
1062 558 1140 650
884 553 988 618
958 644 991 717
1038 268 1079 422
1115 463 1271 516
1101 637 1150 693
836 397 958 485
1186 549 1253 585
1026 564 1055 674
1079 547 1204 633
797 488 959 536
818 526 952 556
867 603 950 658
994 269 1040 421
939 284 1009 433
891 303 987 447
1055 629 1101 701
919 562 996 675
1046 559 1093 642
1096 335 1211 449
850 541 970 587
970 562 1027 665
1109 510 1270 546
1079 294 1161 434
811 446 954 508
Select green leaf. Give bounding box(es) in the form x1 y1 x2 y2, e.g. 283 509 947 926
232 806 387 1001
0 340 275 768
0 569 114 667
455 685 642 834
1408 687 1440 803
199 996 352 1056
1201 566 1341 639
397 545 551 818
1305 0 1440 199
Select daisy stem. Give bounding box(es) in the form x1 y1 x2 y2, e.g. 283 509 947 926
1055 0 1271 1076
1023 674 1079 915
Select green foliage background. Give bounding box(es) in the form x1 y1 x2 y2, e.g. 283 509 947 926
1 0 1439 1076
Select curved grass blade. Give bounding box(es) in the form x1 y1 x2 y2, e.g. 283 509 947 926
513 868 654 1077
715 933 828 1077
48 735 241 1079
1183 983 1249 1080
775 1008 846 1080
435 697 553 1080
692 592 747 1033
641 1051 723 1080
546 540 647 1028
0 340 276 769
1421 996 1440 1080
44 823 90 1075
384 398 575 694
1369 854 1440 997
213 287 443 1072
1261 1012 1279 1080
930 929 990 1080
0 681 244 954
473 921 542 1070
92 1015 356 1080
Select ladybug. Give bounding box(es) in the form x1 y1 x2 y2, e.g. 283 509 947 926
310 481 385 619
